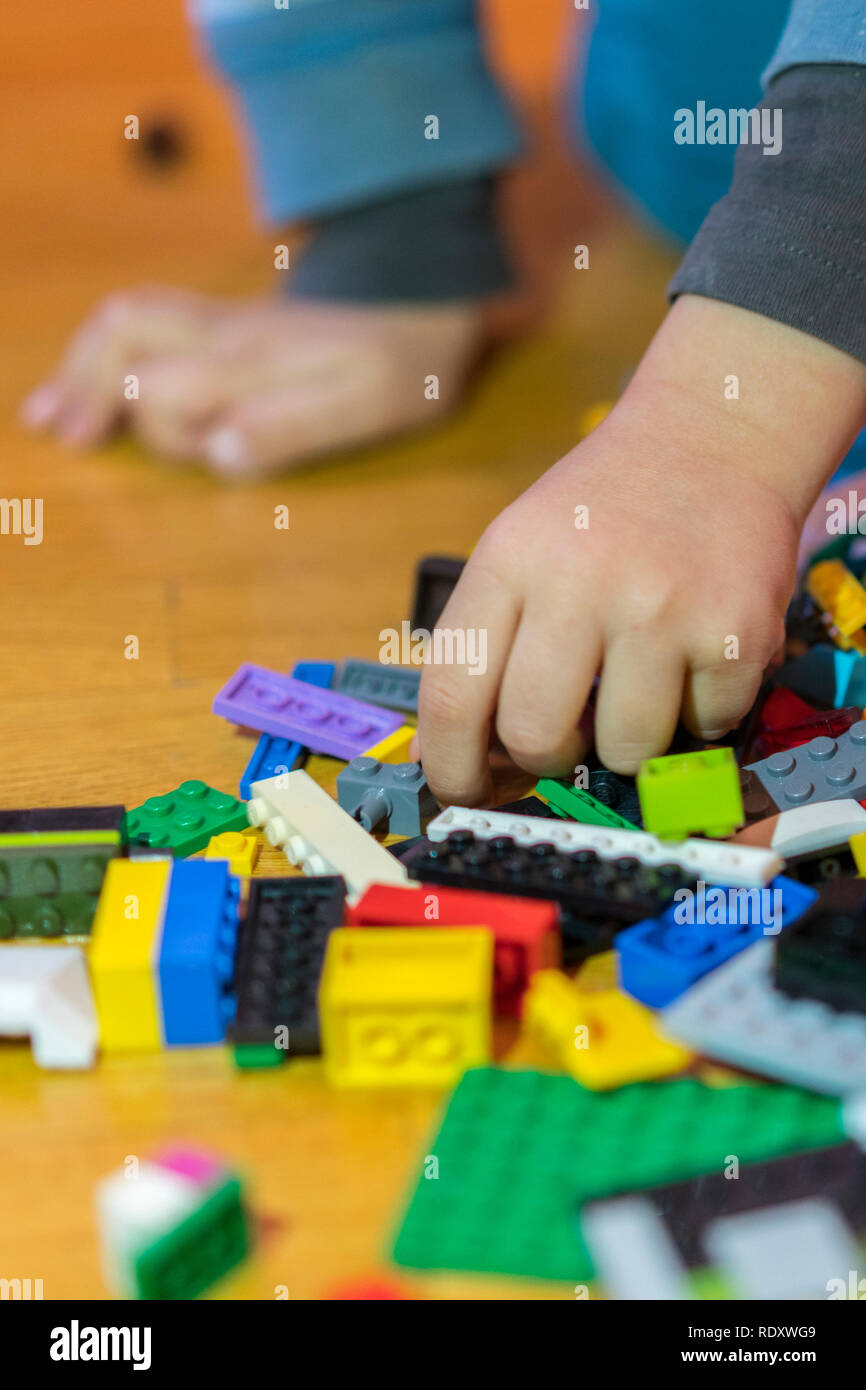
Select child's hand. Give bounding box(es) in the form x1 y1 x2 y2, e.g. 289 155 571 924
21 287 483 478
417 295 866 806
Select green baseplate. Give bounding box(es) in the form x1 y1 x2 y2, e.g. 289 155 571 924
391 1068 844 1285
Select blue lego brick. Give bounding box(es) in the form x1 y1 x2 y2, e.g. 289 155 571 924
776 645 839 706
838 650 866 707
616 875 817 1009
157 860 242 1045
238 661 335 799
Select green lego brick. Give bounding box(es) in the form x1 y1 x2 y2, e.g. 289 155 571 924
126 780 248 858
804 533 859 571
0 842 118 940
391 1068 843 1283
133 1176 250 1299
0 891 103 939
689 1266 736 1300
637 747 744 840
536 779 638 830
233 1043 284 1069
0 842 117 898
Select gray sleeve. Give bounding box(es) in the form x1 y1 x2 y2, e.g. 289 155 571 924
668 65 866 364
288 176 516 303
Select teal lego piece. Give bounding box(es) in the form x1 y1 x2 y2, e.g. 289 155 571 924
133 1176 250 1299
637 747 744 840
391 1068 843 1283
126 781 248 858
536 778 638 830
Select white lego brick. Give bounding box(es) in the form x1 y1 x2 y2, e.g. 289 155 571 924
427 806 781 888
0 945 97 1068
96 1162 198 1299
703 1199 859 1300
842 1092 866 1150
662 939 866 1094
734 797 866 857
581 1196 690 1300
247 769 410 901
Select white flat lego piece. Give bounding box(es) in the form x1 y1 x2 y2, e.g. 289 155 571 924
842 1092 866 1150
428 806 781 888
581 1196 690 1300
0 945 97 1068
703 1198 859 1300
247 769 409 901
734 797 866 856
662 939 866 1094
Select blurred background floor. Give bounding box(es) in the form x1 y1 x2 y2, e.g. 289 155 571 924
0 0 678 1298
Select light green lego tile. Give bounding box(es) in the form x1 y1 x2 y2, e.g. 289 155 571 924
536 779 638 830
637 747 744 839
0 831 121 847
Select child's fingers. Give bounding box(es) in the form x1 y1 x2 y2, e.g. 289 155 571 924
23 288 221 444
52 395 125 448
593 635 685 773
681 658 767 741
128 356 228 461
417 571 520 807
494 597 600 777
200 368 398 478
36 294 162 440
20 381 64 429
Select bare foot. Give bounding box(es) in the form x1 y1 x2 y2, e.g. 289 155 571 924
21 287 489 478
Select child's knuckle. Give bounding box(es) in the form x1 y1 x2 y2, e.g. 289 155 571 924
419 677 470 732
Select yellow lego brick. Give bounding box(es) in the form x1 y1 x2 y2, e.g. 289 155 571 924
577 399 614 439
522 970 691 1090
88 859 170 1053
806 560 866 644
850 830 866 877
205 828 260 876
574 950 618 993
318 927 492 1087
362 723 416 763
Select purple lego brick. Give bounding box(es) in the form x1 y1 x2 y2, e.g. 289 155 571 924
213 663 403 761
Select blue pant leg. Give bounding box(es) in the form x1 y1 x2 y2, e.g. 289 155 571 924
574 0 791 245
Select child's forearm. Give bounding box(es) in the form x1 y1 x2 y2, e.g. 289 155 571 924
618 294 866 527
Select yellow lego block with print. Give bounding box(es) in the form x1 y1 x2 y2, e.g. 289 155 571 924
318 927 492 1087
205 828 259 876
850 830 866 877
362 724 416 764
806 560 866 650
522 970 691 1090
88 858 170 1052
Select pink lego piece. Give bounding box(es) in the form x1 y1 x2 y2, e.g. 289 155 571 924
154 1146 225 1187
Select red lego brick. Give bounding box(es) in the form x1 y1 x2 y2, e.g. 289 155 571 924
748 705 861 763
759 688 819 731
345 882 560 1016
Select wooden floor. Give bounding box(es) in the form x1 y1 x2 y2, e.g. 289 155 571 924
0 0 678 1298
